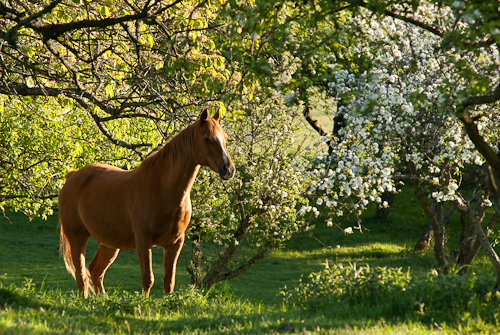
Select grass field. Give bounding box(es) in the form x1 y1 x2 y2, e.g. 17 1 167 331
2 181 500 334
1 102 499 334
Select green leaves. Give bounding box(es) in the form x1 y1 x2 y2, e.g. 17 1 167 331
284 262 497 322
98 4 111 17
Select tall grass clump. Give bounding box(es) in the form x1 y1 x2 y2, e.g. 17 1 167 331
283 262 500 326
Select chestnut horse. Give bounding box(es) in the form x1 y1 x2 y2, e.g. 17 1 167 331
58 108 235 298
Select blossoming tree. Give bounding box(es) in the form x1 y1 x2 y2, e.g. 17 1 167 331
304 3 500 282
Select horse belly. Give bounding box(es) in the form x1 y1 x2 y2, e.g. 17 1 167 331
78 200 135 249
83 216 136 250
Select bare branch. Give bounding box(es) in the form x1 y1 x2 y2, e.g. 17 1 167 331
456 85 500 173
0 84 74 97
303 104 329 137
358 1 495 48
0 192 59 201
355 1 443 37
463 83 500 107
383 7 443 38
88 111 150 160
0 0 184 45
34 0 184 41
213 241 274 283
4 0 63 45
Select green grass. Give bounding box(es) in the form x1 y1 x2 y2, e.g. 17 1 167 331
2 184 500 334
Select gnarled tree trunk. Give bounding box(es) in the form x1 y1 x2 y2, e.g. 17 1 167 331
416 183 447 268
454 194 500 288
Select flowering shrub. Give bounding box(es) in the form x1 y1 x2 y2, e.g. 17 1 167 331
188 87 311 288
283 262 412 309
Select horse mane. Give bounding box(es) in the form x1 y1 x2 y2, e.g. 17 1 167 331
140 121 198 171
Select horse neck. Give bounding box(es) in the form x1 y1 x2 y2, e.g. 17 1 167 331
139 123 200 198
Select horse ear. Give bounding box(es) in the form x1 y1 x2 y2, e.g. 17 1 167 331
199 108 209 122
213 107 221 122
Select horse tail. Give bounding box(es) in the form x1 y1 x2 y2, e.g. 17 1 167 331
59 220 76 280
59 218 95 294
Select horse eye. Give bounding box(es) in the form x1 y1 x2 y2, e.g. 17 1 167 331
203 137 210 143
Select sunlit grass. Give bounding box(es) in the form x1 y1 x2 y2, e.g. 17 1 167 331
1 181 499 334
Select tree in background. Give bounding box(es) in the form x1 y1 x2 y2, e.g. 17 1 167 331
0 0 235 216
303 3 500 283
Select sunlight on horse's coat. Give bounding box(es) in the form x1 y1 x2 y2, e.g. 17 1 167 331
58 107 234 298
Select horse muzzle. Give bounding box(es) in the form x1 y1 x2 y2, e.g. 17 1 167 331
219 163 235 181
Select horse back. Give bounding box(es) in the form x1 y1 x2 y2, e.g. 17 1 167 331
65 169 78 180
62 164 130 193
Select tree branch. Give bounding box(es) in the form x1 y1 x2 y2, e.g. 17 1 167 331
356 1 443 38
0 192 59 201
0 83 153 157
0 0 184 44
456 84 500 173
464 83 500 106
202 203 253 289
358 1 494 48
0 82 162 118
0 84 75 97
4 0 63 45
383 6 443 38
88 111 151 159
36 0 183 41
303 104 329 137
213 241 274 283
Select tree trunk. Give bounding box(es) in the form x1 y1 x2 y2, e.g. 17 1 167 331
433 202 447 270
212 241 273 282
416 183 447 267
458 213 498 274
376 191 396 221
187 221 204 287
202 203 253 289
454 195 500 288
488 165 500 215
302 104 329 138
474 219 500 288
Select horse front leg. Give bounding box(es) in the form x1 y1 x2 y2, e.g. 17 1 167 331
163 234 185 294
136 240 154 298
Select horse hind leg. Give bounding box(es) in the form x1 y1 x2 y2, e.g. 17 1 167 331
60 219 92 298
89 245 120 294
68 239 91 298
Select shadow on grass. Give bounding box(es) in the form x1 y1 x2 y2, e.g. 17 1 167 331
0 287 45 309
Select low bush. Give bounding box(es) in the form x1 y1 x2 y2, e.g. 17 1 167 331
282 262 499 325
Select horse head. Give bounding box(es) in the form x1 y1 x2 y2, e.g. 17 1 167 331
195 107 235 181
